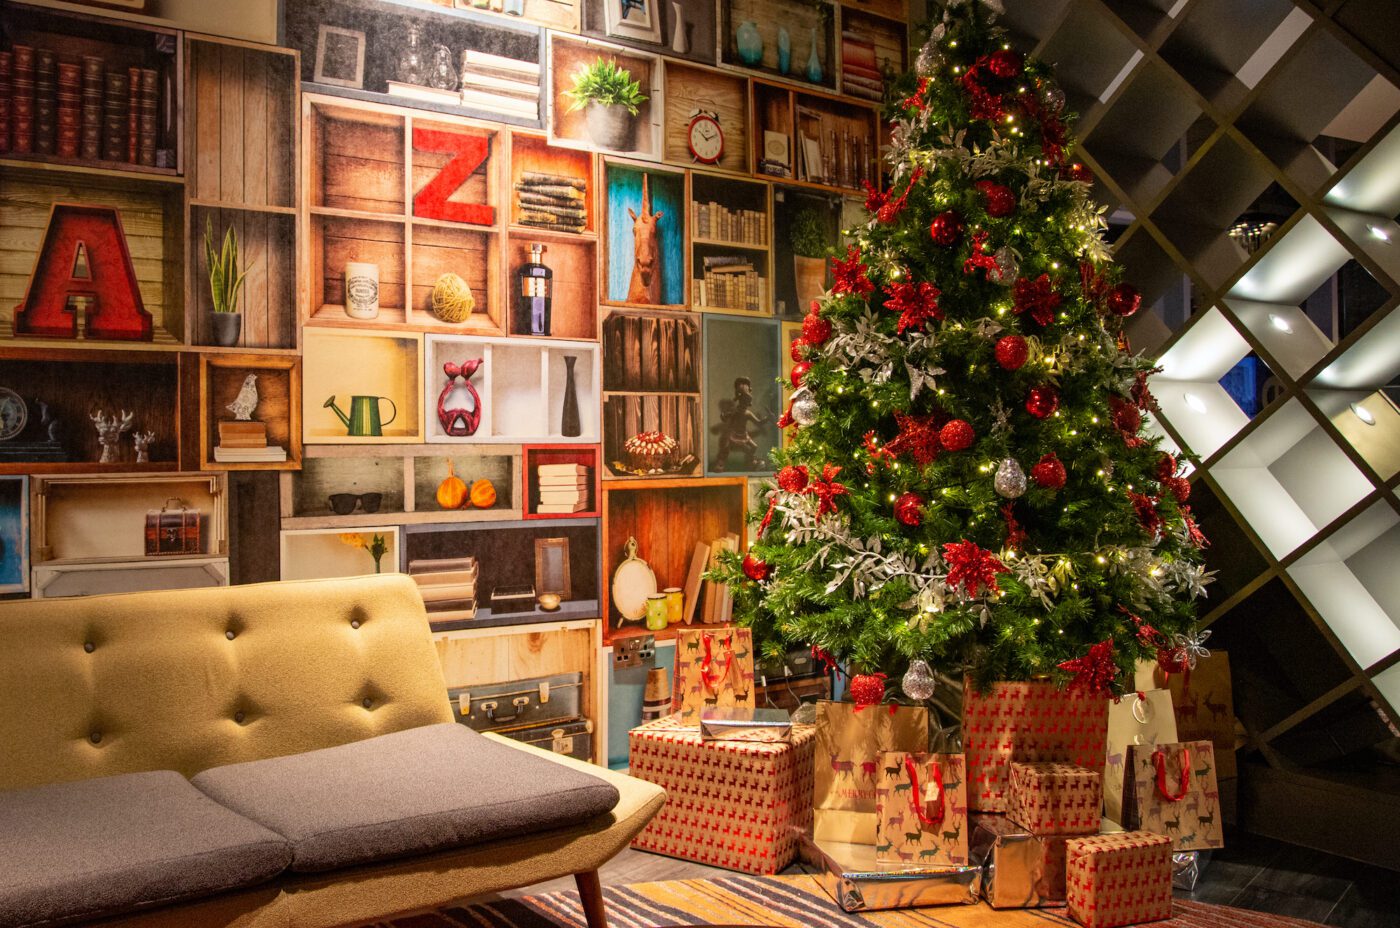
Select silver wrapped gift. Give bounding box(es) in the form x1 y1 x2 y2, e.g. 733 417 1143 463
968 814 1070 908
1173 850 1212 890
795 828 978 912
699 706 793 743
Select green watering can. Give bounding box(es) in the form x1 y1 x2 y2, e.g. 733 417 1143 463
324 395 397 437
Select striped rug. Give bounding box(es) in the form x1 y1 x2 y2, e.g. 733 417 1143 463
359 875 1324 928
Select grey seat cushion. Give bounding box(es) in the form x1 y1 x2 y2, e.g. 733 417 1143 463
191 722 621 873
0 770 292 928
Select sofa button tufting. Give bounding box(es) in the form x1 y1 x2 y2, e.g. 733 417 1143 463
226 630 237 640
362 697 373 709
83 641 95 653
89 732 102 744
234 711 246 724
351 619 361 629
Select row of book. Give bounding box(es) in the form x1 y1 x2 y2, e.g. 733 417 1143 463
693 257 767 313
515 170 587 234
692 200 768 246
794 108 874 190
840 31 890 103
213 421 288 464
0 46 163 165
410 556 479 626
385 49 540 122
601 313 700 394
602 395 700 474
532 462 592 515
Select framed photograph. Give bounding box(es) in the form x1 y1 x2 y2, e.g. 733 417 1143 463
603 0 662 45
534 537 572 598
0 476 30 594
314 25 367 89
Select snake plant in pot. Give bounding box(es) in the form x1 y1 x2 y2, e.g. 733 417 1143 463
563 58 647 151
205 216 249 347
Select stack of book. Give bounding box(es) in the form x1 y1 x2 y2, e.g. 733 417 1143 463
534 463 592 514
840 32 886 102
515 171 587 233
213 420 287 464
409 556 479 626
692 200 767 245
694 256 766 312
460 49 540 121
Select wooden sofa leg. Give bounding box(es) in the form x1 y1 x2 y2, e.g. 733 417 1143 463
575 870 609 928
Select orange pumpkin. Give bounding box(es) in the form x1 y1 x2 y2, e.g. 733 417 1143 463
436 461 467 510
469 478 496 509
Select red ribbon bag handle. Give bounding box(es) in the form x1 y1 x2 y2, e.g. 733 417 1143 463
699 633 734 692
905 756 946 827
1153 746 1191 802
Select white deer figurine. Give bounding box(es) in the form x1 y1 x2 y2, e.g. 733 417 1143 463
133 430 156 464
91 409 133 464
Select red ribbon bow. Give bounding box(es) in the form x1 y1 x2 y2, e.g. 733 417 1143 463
699 633 733 693
1153 747 1192 802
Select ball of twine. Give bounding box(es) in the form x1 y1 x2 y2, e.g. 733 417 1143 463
431 273 475 323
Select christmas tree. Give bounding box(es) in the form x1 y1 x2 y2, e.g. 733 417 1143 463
715 0 1211 712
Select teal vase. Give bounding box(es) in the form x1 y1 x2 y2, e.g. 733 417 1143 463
736 21 763 67
805 27 823 83
777 28 791 74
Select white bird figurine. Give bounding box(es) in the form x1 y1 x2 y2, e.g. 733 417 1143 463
226 374 260 421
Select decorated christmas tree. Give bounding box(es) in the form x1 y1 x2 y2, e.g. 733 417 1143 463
715 0 1211 716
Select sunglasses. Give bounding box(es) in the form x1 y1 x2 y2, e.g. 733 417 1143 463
328 493 383 515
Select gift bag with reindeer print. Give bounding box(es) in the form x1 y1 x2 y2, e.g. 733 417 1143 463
875 752 968 867
814 700 929 845
671 627 754 724
1103 689 1178 825
1123 739 1224 851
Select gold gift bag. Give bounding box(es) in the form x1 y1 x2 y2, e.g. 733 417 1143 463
671 627 755 723
1154 651 1236 780
814 699 929 845
1103 689 1178 825
1123 739 1224 851
875 752 968 866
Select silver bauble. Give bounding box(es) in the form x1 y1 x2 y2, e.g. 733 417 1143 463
791 389 820 427
994 457 1027 498
1042 84 1067 113
902 659 937 701
993 246 1018 283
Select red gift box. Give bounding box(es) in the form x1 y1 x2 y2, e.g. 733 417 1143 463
963 678 1108 812
1066 831 1173 928
1008 762 1103 836
628 714 814 874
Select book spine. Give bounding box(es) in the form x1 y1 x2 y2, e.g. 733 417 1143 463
0 51 12 155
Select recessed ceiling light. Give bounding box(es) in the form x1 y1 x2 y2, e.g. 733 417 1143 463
1184 392 1207 414
1268 313 1293 334
1350 402 1376 426
1368 224 1391 243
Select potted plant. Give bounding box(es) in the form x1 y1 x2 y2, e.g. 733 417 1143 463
563 57 647 151
790 207 833 313
204 216 249 347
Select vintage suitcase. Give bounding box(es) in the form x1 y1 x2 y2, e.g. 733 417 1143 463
498 718 594 761
448 672 583 733
144 499 201 556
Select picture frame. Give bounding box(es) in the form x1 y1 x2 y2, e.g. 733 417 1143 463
534 536 572 598
0 475 30 595
603 0 662 45
313 25 367 89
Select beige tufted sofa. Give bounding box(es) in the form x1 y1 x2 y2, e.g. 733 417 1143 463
0 575 665 928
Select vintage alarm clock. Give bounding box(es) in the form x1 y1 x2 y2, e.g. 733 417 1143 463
686 107 724 165
437 359 484 437
0 388 27 441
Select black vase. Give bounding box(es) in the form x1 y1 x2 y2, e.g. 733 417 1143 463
561 355 581 438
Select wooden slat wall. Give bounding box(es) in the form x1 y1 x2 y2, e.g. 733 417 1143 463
188 40 296 208
188 206 296 348
0 172 176 335
409 224 491 319
663 65 750 175
316 116 405 214
318 217 406 310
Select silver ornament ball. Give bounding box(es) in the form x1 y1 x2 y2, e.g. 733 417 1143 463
994 246 1018 283
994 457 1027 498
791 389 820 427
1042 84 1067 113
902 659 937 701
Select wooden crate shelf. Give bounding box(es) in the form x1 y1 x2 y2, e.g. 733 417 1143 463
548 34 664 158
602 159 689 308
187 206 298 350
661 61 751 176
505 232 598 340
703 314 782 476
719 0 837 93
524 444 601 519
280 525 402 580
689 172 773 315
508 131 597 235
192 353 302 471
838 8 906 104
302 328 424 444
600 308 703 479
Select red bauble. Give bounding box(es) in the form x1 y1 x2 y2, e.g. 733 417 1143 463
742 552 771 582
803 311 833 345
930 210 965 247
849 672 887 708
776 464 809 493
1107 282 1142 317
987 49 1023 79
790 337 809 362
976 180 1018 218
1031 452 1067 490
894 491 924 527
995 334 1029 370
1110 396 1142 433
1026 384 1060 419
939 419 975 452
1060 162 1094 185
1157 646 1188 676
1165 475 1192 503
791 360 812 389
1156 452 1178 482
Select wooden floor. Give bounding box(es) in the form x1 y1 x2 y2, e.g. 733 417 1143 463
491 828 1400 928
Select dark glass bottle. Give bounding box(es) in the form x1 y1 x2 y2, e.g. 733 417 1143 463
514 242 552 336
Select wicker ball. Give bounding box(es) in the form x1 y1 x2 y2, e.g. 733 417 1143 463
431 273 475 323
